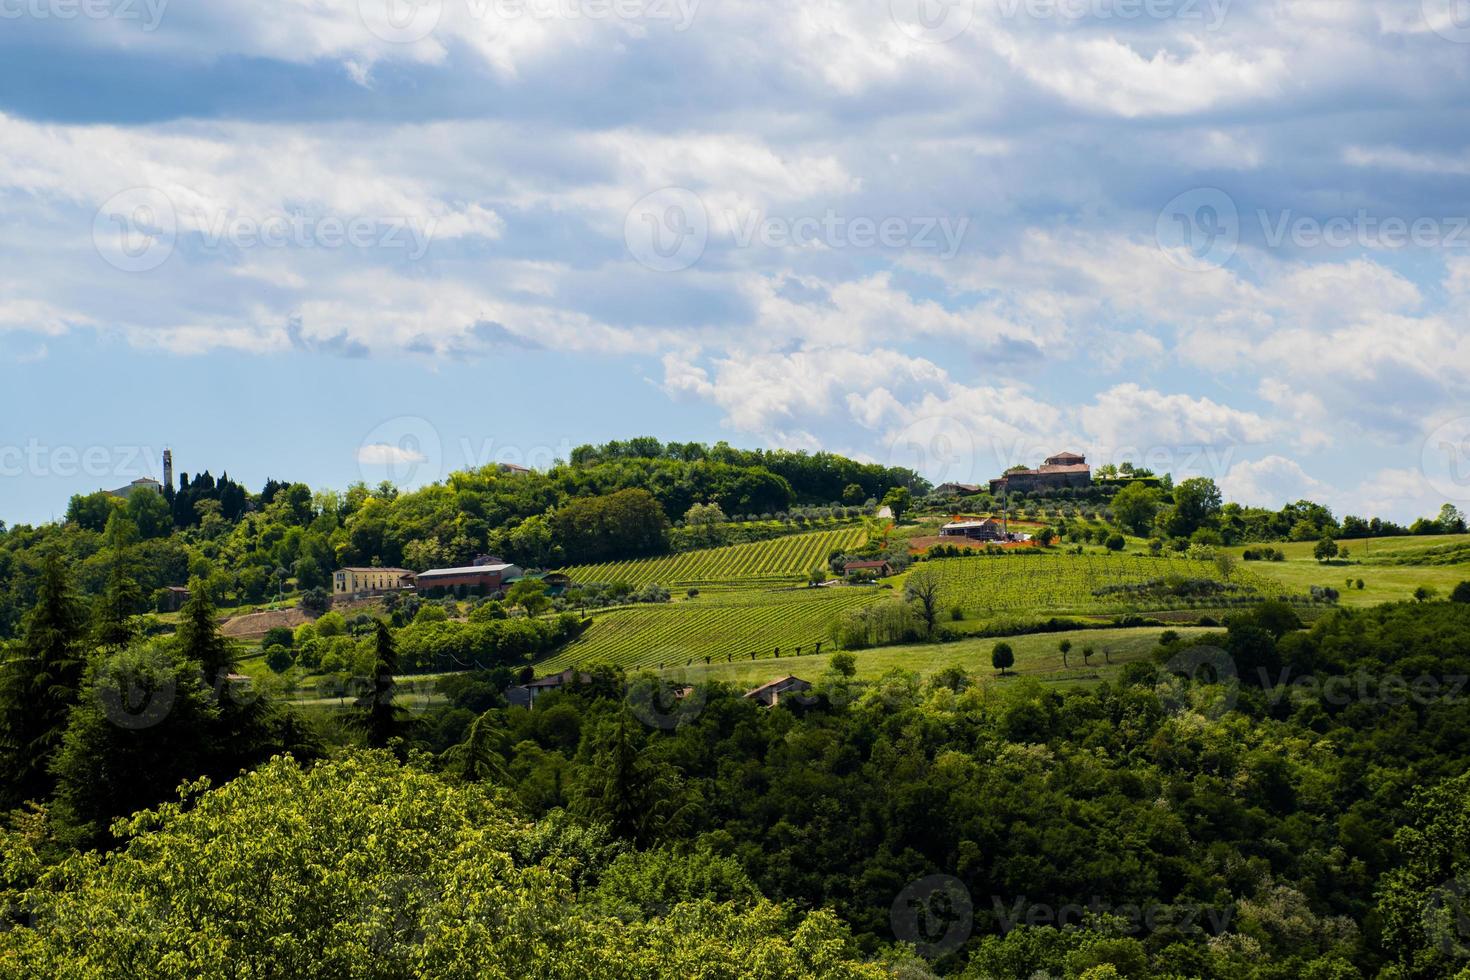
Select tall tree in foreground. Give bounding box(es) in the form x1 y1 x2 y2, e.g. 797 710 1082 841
174 578 233 685
357 621 404 751
0 554 88 807
92 511 142 651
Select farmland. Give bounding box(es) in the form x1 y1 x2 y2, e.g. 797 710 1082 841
911 551 1290 617
536 584 882 671
656 625 1218 687
1227 533 1470 606
558 525 866 588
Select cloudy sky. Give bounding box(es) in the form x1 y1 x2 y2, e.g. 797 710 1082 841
2 0 1469 524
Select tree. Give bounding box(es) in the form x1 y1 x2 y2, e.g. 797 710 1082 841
51 642 220 846
829 651 856 678
0 554 88 806
842 483 865 505
808 567 827 586
904 568 943 639
505 578 551 616
571 711 694 846
1058 638 1072 668
992 642 1015 676
1110 481 1162 535
1414 585 1437 603
264 645 294 674
175 579 234 684
1314 537 1339 562
93 511 143 650
1105 533 1126 552
683 502 727 544
1452 581 1470 604
1035 526 1058 547
1166 477 1222 537
441 710 508 783
881 487 913 522
357 621 404 750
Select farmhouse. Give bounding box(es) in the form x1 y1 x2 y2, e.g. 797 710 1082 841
505 668 591 709
844 559 892 578
935 482 983 497
415 562 524 596
158 585 191 612
940 517 1004 541
332 567 415 598
744 675 813 707
989 451 1092 494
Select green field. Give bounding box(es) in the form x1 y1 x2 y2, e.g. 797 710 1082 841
1227 534 1470 606
537 584 882 671
911 552 1287 617
653 625 1217 688
559 526 866 589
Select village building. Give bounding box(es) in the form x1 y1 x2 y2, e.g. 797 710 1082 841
158 585 191 612
332 567 416 598
844 559 893 578
107 476 163 499
744 675 813 707
414 561 524 596
505 668 592 708
989 451 1092 494
940 518 1005 541
934 482 983 497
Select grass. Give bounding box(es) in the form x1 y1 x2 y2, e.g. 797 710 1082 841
1227 534 1470 606
537 584 884 671
652 625 1217 688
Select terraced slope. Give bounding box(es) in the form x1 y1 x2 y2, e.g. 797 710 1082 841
559 526 867 589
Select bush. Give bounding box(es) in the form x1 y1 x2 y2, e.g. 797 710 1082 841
264 644 295 674
1453 581 1470 603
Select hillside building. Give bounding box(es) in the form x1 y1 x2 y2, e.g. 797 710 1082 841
989 451 1092 494
333 567 416 598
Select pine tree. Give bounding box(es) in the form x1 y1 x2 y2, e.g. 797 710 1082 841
175 579 233 684
92 512 142 650
358 621 403 750
0 554 88 805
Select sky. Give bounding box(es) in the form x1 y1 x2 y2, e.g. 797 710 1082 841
1 0 1469 526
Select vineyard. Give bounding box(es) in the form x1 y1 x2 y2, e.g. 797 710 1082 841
920 552 1289 615
558 526 867 589
536 585 883 672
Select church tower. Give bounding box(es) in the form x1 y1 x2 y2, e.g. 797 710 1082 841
163 449 174 491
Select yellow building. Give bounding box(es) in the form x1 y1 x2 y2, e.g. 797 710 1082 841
333 567 414 598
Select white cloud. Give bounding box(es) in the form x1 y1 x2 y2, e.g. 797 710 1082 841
357 442 427 465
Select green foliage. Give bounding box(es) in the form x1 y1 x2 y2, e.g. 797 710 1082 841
991 641 1015 674
1 753 883 978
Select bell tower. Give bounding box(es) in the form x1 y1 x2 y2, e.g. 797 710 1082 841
163 449 174 491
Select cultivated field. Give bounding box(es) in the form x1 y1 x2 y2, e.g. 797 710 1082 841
537 584 882 671
1227 534 1470 606
913 552 1288 617
558 526 866 588
655 625 1217 687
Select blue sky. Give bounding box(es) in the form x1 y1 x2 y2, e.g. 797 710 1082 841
2 0 1469 526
